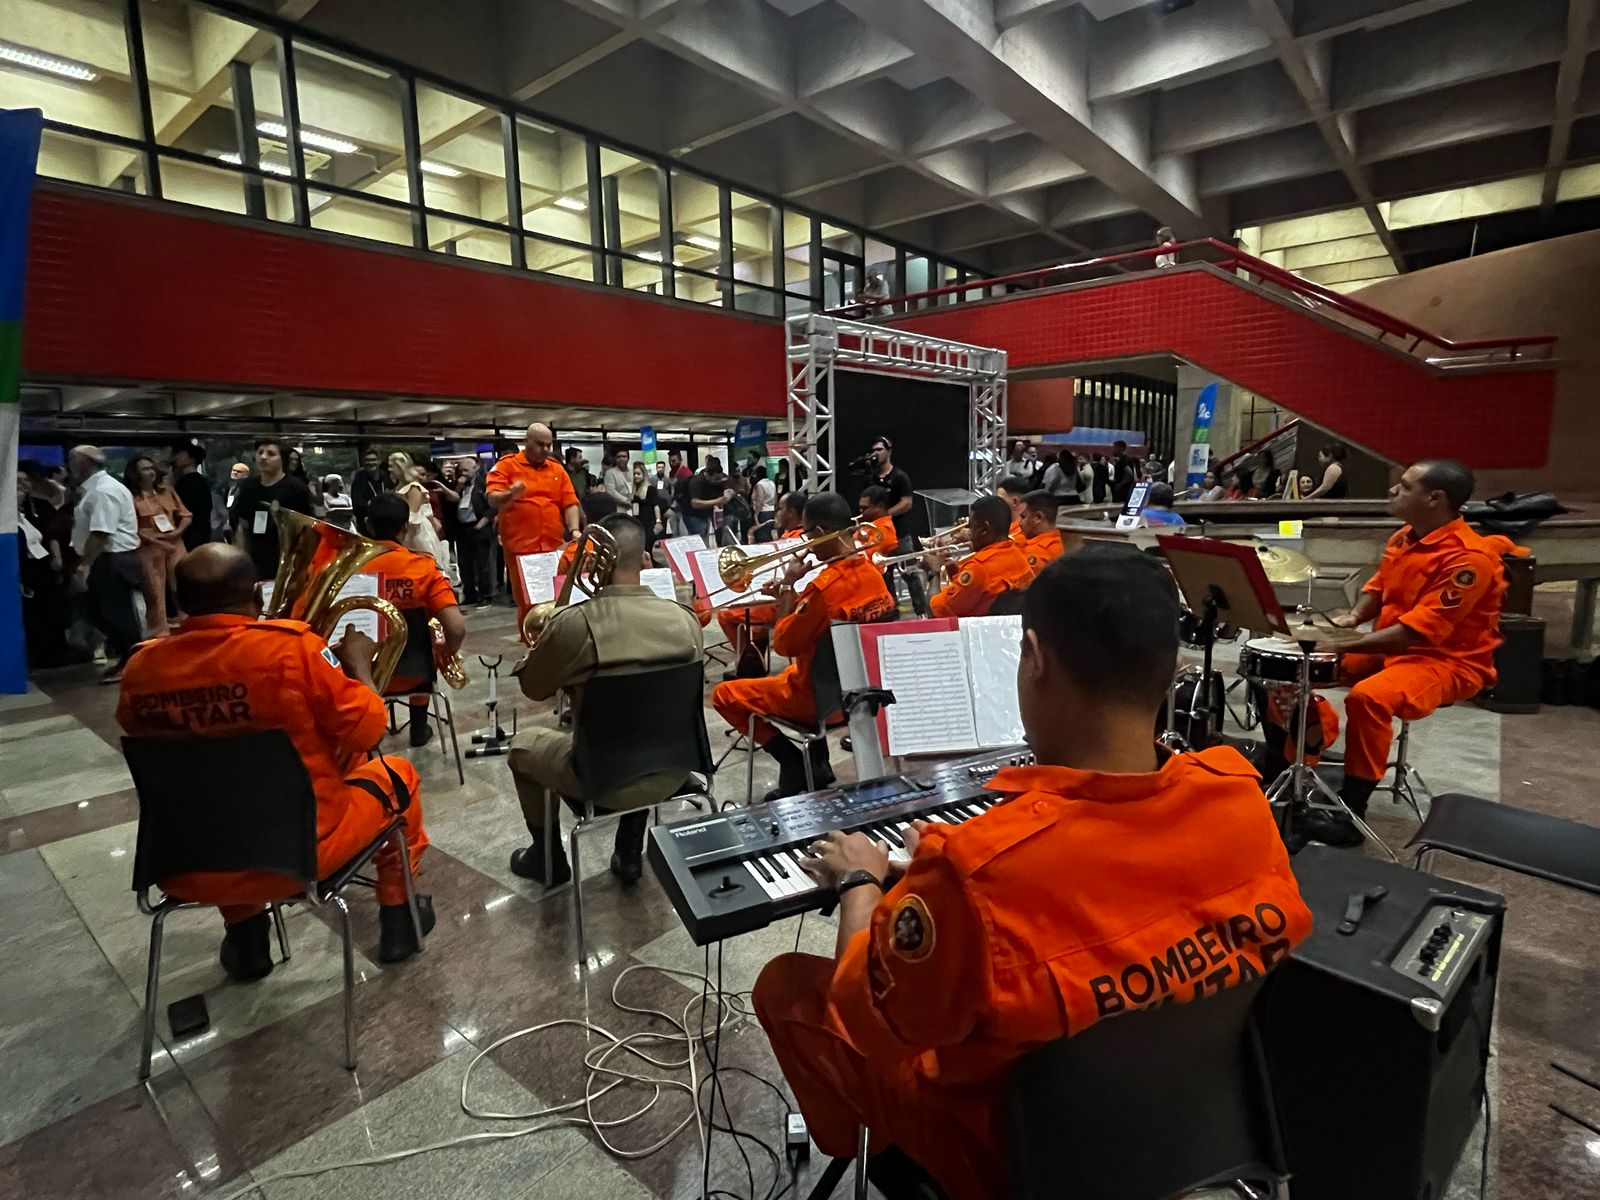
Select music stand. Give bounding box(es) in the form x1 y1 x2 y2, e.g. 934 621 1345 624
1156 537 1391 856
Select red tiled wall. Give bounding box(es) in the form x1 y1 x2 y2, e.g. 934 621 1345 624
894 272 1555 468
22 187 786 416
1009 376 1075 434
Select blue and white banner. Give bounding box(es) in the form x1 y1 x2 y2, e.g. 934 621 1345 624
1185 382 1219 488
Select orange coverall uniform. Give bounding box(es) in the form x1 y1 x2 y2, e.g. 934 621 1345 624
363 541 459 693
1339 516 1505 783
116 615 428 923
487 452 578 556
754 746 1312 1200
929 539 1035 618
712 555 894 743
1018 529 1062 572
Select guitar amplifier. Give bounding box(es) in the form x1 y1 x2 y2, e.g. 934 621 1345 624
1266 847 1504 1200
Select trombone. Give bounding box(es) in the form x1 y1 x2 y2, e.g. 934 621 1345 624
872 518 972 570
708 522 887 608
521 525 618 645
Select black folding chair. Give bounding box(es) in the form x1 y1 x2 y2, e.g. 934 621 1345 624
382 607 463 785
742 625 846 804
562 660 715 954
1006 976 1286 1200
1406 791 1600 895
123 731 427 1080
985 589 1027 617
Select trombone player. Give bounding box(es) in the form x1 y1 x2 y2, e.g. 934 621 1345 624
508 514 704 887
115 544 434 976
712 493 895 800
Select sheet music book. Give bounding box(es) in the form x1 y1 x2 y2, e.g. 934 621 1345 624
859 615 1024 756
262 574 385 643
688 546 774 605
515 550 563 606
556 567 678 606
659 534 710 582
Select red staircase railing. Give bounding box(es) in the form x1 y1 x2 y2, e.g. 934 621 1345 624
832 238 1557 369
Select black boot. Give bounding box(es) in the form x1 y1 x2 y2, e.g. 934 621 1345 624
807 738 836 789
408 701 433 748
610 810 649 885
510 833 572 886
378 894 436 963
219 912 274 983
761 735 810 801
1299 777 1376 848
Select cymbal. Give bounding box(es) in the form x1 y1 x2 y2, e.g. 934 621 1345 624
1252 541 1317 584
1272 618 1364 648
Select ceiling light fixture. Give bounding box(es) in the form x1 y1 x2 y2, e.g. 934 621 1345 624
216 151 291 176
255 120 358 155
552 195 587 211
0 41 99 82
420 160 463 178
685 235 720 251
638 250 664 262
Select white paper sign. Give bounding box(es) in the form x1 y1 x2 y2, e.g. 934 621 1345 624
516 550 563 605
252 510 268 535
961 615 1024 748
153 513 174 533
880 630 978 756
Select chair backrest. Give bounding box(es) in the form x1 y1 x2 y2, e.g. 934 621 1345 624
1005 976 1285 1200
808 624 846 725
124 730 319 894
572 659 714 802
986 589 1027 617
385 607 437 692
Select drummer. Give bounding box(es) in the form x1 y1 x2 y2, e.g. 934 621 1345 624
1285 460 1506 846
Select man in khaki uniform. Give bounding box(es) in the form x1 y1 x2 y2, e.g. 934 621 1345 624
508 513 705 886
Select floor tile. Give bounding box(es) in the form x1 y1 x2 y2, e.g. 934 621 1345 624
0 686 53 713
0 713 84 741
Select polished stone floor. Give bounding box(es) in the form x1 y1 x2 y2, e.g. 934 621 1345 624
2 599 1599 1199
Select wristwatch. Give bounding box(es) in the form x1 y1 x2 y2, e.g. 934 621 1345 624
836 869 884 898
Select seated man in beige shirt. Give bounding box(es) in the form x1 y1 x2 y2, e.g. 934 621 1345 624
508 513 705 886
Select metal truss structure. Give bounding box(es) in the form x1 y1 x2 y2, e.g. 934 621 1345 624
784 314 1008 498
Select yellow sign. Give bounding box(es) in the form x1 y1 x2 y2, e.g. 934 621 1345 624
1278 520 1304 538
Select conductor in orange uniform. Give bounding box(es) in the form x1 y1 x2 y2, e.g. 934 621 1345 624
1016 490 1064 571
712 492 895 798
116 544 433 979
1298 460 1506 846
488 422 581 620
754 545 1312 1200
361 494 467 748
927 495 1035 618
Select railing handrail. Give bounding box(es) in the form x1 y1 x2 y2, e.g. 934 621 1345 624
833 238 1557 360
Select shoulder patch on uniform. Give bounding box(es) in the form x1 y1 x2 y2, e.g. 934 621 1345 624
1440 589 1463 609
320 646 341 668
1453 567 1478 588
957 570 974 587
889 895 936 962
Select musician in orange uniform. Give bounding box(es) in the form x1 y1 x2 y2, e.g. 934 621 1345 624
1016 490 1064 571
1299 459 1506 845
712 492 895 799
361 494 466 748
856 485 900 567
488 422 581 621
116 545 433 978
716 492 806 674
754 546 1311 1200
927 495 1035 618
996 475 1029 542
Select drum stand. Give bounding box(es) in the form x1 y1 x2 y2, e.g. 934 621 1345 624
1164 591 1227 749
1264 637 1396 862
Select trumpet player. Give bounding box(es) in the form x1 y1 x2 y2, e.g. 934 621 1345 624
716 492 806 680
1017 490 1065 571
712 493 895 800
508 515 703 887
927 495 1035 618
116 544 434 975
361 494 467 748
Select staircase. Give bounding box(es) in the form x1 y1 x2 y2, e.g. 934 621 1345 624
845 242 1557 470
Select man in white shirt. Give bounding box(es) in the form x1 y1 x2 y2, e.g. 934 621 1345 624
750 466 777 540
67 445 143 682
602 449 633 511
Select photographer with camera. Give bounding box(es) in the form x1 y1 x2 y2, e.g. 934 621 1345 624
858 436 925 616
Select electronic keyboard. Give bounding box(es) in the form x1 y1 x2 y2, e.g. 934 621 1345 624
648 746 1033 945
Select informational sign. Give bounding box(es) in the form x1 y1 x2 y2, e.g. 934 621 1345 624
1115 480 1153 532
733 418 768 465
640 426 657 467
1185 382 1219 488
1277 520 1304 539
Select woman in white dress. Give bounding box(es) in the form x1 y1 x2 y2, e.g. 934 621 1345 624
386 452 455 579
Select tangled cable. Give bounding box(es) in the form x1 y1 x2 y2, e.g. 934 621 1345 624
208 957 794 1200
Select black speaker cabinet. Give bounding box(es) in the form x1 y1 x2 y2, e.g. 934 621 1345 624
1478 614 1544 714
1266 848 1504 1200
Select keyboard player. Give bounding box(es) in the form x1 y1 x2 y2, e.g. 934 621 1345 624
753 544 1312 1200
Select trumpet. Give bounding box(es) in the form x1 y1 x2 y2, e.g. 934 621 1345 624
715 522 887 594
521 526 618 645
874 542 971 570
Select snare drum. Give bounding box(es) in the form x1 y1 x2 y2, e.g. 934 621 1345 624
1239 636 1342 686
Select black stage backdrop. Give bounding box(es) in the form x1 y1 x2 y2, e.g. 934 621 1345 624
824 371 969 538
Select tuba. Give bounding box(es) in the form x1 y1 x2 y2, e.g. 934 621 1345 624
521 525 619 645
264 504 410 691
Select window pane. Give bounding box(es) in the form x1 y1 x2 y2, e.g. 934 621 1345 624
415 82 506 233
37 127 147 193
163 154 292 219
0 0 136 138
734 284 782 318
671 170 721 275
904 255 932 307
525 233 593 282
291 42 409 208
783 212 815 299
138 0 262 163
731 192 777 290
516 117 590 253
598 148 663 292
309 189 411 247
439 223 513 266
674 269 723 306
